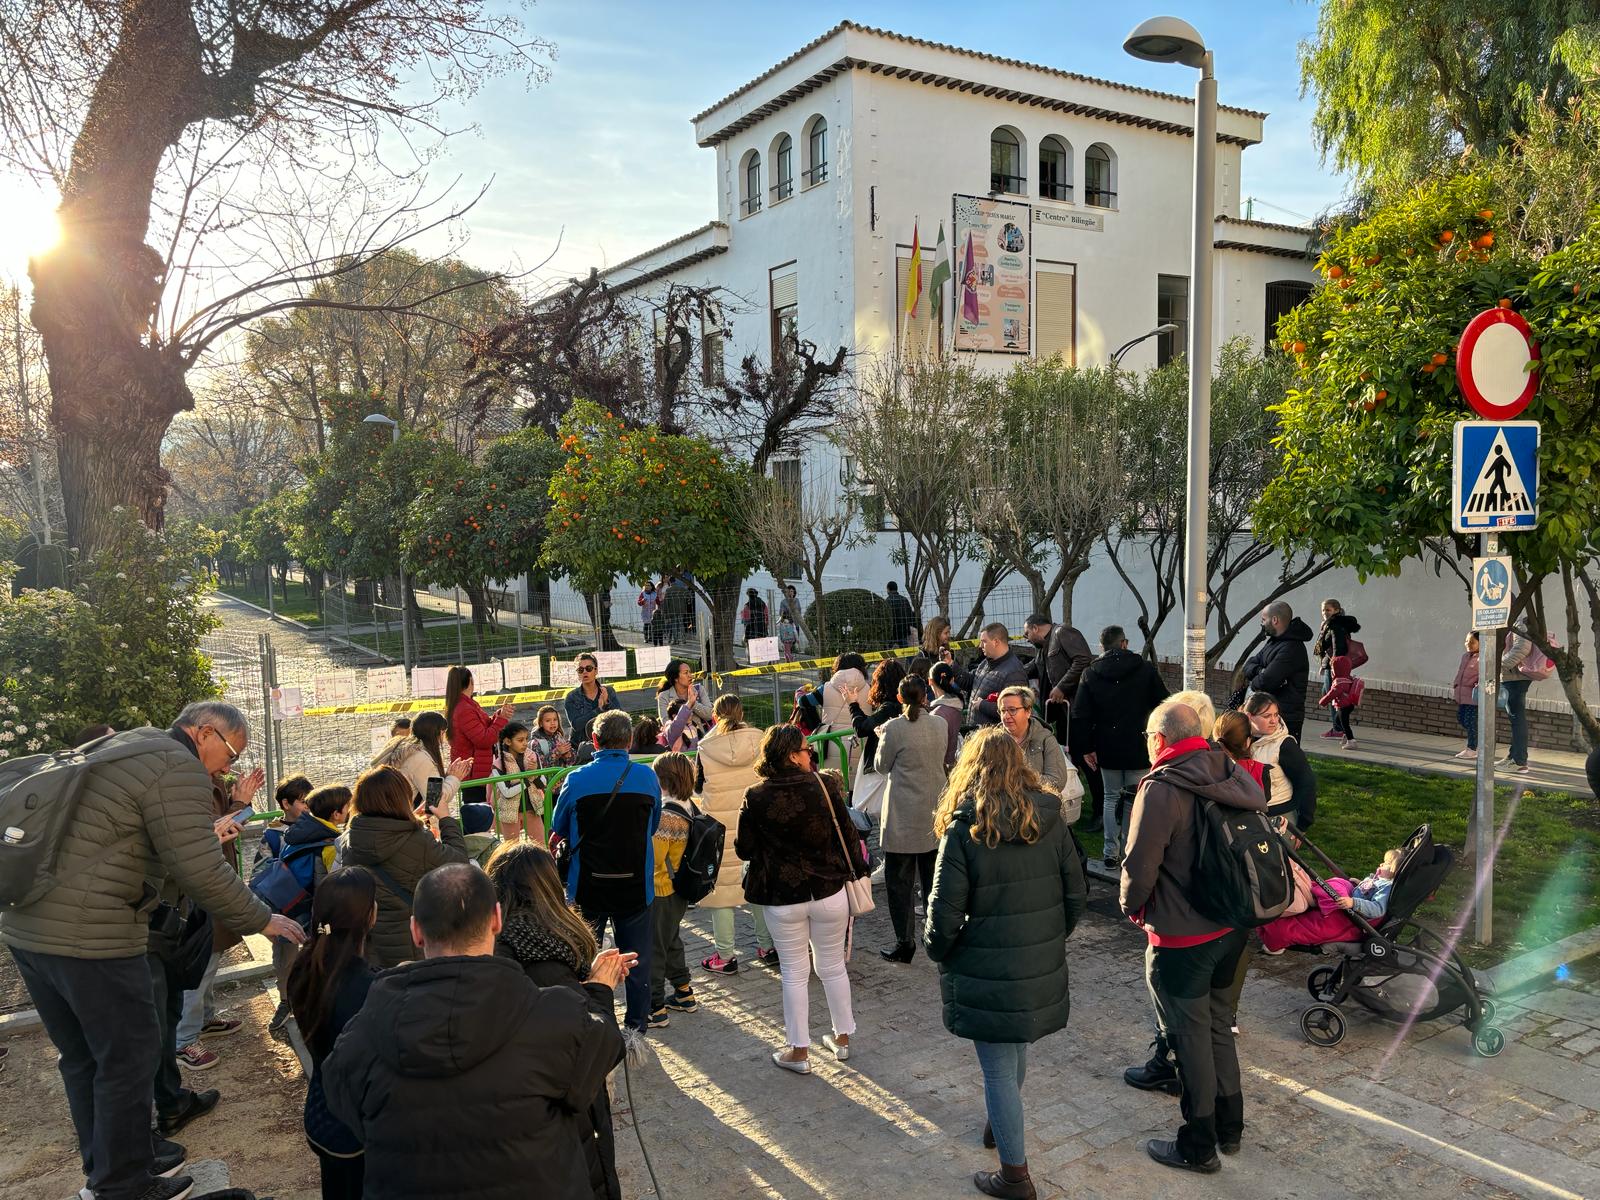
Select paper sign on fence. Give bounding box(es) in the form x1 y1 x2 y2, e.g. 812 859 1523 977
747 636 781 665
502 656 543 689
367 665 407 701
371 727 394 757
593 650 628 678
550 659 581 688
634 644 671 676
313 671 357 706
412 666 449 698
468 662 503 692
272 686 304 720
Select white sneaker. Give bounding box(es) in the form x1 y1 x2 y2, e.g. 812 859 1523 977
1341 739 1358 750
1453 749 1477 760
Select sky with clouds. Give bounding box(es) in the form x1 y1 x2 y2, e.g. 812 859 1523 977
415 0 1352 291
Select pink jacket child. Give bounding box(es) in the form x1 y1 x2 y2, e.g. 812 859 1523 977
1318 655 1365 711
1261 848 1400 954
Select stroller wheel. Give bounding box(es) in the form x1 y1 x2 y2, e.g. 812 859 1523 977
1307 966 1338 1002
1477 998 1497 1026
1300 1003 1346 1048
1473 1027 1505 1057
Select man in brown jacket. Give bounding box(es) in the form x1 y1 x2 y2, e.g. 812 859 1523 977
1119 700 1267 1175
2 700 305 1200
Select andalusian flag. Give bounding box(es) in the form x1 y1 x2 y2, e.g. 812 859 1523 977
904 220 923 316
927 222 951 322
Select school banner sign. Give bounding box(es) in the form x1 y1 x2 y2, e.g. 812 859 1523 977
953 193 1031 354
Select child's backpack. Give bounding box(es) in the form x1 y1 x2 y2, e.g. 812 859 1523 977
0 731 168 910
791 686 825 734
670 801 726 906
248 835 337 922
1519 640 1557 681
1344 676 1366 707
1179 760 1294 928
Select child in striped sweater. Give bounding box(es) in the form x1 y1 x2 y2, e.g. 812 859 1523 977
649 752 699 1029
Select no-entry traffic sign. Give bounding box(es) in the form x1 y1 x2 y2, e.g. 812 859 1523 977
1456 308 1539 420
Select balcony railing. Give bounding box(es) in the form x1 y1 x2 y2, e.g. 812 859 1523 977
741 193 763 216
802 162 829 185
770 178 794 202
1040 181 1073 202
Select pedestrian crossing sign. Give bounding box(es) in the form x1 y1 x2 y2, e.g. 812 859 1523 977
1452 421 1539 533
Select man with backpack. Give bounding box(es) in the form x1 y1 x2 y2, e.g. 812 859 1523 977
551 709 663 1035
1119 700 1268 1176
0 701 307 1200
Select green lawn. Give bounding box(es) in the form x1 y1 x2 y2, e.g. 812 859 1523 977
217 580 323 626
1291 759 1597 966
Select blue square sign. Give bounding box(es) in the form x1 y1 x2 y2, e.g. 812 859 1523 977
1453 421 1539 533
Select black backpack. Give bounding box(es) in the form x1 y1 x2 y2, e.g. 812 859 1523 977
1189 763 1294 928
669 799 726 906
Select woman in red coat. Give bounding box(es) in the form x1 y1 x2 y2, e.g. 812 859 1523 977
445 665 515 806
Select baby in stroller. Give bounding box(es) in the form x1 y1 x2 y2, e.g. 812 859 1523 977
1261 847 1401 954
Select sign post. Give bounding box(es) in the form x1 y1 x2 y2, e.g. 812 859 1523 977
1454 305 1540 946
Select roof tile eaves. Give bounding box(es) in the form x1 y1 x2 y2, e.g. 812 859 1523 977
691 20 1268 127
599 221 729 278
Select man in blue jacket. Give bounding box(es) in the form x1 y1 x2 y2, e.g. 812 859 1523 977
552 709 662 1033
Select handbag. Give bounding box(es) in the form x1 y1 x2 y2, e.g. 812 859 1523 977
819 778 875 917
851 767 887 819
1057 765 1085 824
1345 638 1369 669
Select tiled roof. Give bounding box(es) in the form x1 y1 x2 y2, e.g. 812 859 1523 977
1216 214 1316 236
692 20 1269 125
600 222 728 278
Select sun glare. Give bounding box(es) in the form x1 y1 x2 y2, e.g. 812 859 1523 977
0 182 62 279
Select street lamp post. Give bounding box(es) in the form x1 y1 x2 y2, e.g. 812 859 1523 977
362 412 411 672
1125 16 1216 692
1110 322 1179 368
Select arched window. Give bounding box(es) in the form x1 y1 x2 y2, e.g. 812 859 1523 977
1039 136 1072 201
771 134 794 203
1086 143 1117 208
803 115 829 186
990 127 1024 195
740 150 762 217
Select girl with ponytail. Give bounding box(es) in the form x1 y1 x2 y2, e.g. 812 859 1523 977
286 867 378 1200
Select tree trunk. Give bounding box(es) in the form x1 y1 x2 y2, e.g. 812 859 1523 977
31 0 210 555
584 590 621 652
466 582 491 661
701 570 744 672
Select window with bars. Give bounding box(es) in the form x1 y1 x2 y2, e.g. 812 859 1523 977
1038 137 1072 202
770 266 797 361
1086 143 1116 208
772 135 794 202
741 151 762 216
804 117 829 185
1265 279 1314 345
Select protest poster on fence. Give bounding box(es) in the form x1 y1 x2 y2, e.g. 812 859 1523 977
502 656 543 689
550 659 581 688
367 665 407 701
313 671 358 706
634 644 671 675
272 686 304 720
468 661 503 692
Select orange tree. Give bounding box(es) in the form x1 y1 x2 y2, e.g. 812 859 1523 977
1259 171 1600 742
543 400 756 662
404 428 562 657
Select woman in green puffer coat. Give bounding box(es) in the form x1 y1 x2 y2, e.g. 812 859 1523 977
925 727 1088 1200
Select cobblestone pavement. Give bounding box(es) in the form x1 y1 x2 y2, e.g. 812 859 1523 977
612 891 1600 1200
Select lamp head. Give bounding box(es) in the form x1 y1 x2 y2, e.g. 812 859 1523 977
1124 16 1209 69
362 412 396 427
1155 322 1179 334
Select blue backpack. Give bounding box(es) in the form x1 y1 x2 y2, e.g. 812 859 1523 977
248 835 336 921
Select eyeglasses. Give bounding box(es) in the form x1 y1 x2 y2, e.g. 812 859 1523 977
577 664 596 675
206 726 242 763
1000 705 1029 716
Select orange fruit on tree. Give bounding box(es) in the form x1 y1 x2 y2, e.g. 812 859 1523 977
1477 209 1494 220
1327 264 1344 278
1422 363 1436 373
1362 400 1376 411
1366 255 1381 266
1432 352 1448 365
1497 298 1512 309
1439 229 1455 243
1375 389 1389 400
1477 232 1495 248
1291 340 1307 354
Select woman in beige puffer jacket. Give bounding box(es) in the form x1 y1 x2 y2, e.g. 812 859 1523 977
695 696 773 972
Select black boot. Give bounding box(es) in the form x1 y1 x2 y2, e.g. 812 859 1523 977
973 1163 1036 1199
1146 1138 1221 1174
879 942 916 964
1123 1035 1180 1096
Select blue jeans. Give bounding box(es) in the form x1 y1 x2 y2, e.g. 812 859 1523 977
1099 768 1143 860
175 950 221 1047
587 907 652 1032
1457 704 1479 750
1500 679 1530 765
973 1040 1028 1165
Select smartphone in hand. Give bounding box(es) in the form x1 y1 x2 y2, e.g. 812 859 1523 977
424 777 444 812
231 807 252 826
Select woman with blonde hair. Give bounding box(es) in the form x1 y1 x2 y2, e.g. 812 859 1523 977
921 615 953 659
337 765 470 967
926 728 1087 1200
694 693 774 972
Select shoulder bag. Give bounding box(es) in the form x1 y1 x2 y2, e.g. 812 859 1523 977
818 777 875 916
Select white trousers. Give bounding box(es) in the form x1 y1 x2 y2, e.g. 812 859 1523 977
763 888 856 1048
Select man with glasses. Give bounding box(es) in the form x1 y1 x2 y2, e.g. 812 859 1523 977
562 652 621 750
1120 701 1266 1176
2 700 306 1200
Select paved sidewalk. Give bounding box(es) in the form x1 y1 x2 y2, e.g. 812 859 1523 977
1299 722 1593 797
612 894 1600 1200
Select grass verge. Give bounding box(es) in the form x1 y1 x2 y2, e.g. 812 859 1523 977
217 581 323 626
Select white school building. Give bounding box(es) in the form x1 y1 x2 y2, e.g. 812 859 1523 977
570 21 1587 727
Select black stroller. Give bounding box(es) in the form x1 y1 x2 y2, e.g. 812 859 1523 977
1282 823 1504 1057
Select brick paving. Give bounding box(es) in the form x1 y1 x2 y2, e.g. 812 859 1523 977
611 890 1600 1200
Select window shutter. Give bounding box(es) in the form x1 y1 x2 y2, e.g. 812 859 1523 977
896 253 942 357
770 271 797 310
1035 268 1076 363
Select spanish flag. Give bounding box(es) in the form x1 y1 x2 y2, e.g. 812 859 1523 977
904 220 922 317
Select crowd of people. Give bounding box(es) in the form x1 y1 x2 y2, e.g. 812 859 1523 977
8 587 1561 1200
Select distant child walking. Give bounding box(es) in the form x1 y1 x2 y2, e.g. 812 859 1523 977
649 752 699 1028
1318 654 1363 750
778 616 799 662
1452 632 1480 761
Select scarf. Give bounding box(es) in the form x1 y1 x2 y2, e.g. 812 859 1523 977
499 911 589 981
